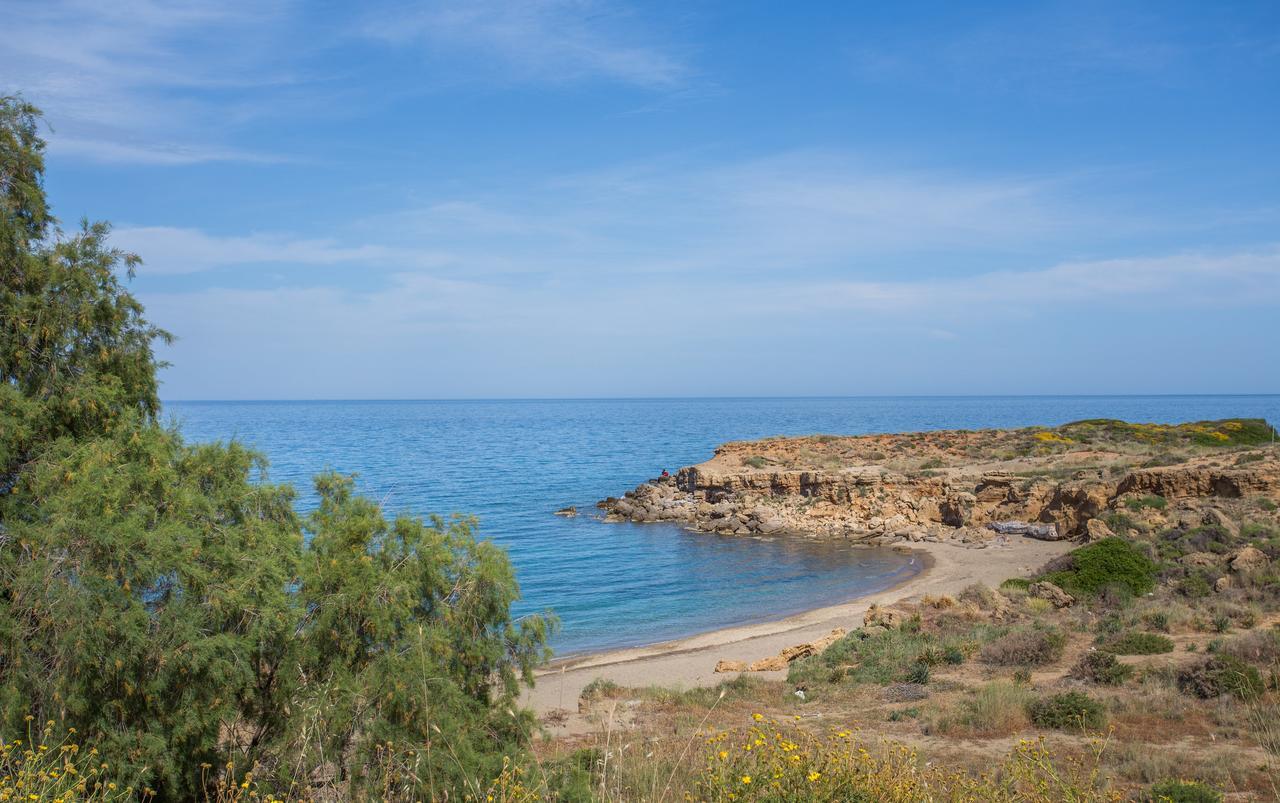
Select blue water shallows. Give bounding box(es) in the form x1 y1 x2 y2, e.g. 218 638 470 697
167 396 1279 655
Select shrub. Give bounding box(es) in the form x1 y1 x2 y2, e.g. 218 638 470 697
1027 691 1107 731
1177 655 1264 701
1146 778 1223 802
1072 651 1133 685
1144 611 1171 632
1039 537 1158 597
947 681 1033 735
1126 495 1168 511
1000 577 1031 592
744 455 768 468
1107 632 1175 655
696 713 1119 801
979 627 1066 667
789 626 976 687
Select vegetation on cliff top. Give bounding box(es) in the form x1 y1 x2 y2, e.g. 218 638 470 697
0 97 550 800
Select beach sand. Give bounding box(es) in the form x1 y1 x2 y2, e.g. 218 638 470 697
525 536 1076 735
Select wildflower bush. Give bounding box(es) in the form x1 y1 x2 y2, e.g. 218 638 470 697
696 714 1123 802
0 718 144 801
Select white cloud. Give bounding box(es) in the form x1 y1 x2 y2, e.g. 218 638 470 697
0 0 294 164
114 226 453 274
360 0 685 88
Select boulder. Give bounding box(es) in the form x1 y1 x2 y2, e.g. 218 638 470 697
1202 507 1240 537
758 517 786 535
1180 552 1221 568
747 655 788 672
1084 518 1115 542
1024 523 1063 541
1028 580 1075 608
554 505 578 517
864 606 906 629
1229 545 1270 575
987 520 1030 535
714 660 748 673
1215 576 1232 593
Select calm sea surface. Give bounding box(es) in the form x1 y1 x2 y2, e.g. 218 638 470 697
167 396 1280 654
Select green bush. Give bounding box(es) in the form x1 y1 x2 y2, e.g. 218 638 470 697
1147 778 1223 802
999 577 1031 591
1072 651 1133 685
1027 691 1107 731
1177 655 1264 701
1125 495 1168 511
1039 537 1158 597
1106 632 1175 655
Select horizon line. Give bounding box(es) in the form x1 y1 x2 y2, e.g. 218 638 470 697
162 392 1280 404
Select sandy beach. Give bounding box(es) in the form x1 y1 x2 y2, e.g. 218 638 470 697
526 536 1076 733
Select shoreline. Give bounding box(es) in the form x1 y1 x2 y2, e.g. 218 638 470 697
525 535 1075 733
543 546 934 671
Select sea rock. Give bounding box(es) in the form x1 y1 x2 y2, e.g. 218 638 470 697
554 505 578 517
1029 580 1075 608
1229 546 1270 575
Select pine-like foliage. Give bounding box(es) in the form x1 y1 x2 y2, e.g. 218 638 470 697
0 97 551 800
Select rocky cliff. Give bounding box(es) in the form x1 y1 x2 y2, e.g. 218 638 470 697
596 419 1280 548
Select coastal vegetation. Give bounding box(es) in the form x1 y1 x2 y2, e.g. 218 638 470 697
1 97 550 800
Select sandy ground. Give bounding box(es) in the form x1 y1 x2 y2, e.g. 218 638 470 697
525 536 1076 735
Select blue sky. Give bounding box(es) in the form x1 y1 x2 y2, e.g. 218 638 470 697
6 0 1279 398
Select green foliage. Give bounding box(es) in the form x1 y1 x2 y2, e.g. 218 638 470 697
788 625 980 687
1072 651 1133 685
1177 655 1265 701
1125 495 1168 512
1146 779 1224 803
1027 691 1107 731
1038 537 1158 597
999 577 1031 591
1056 418 1277 448
1106 632 1175 655
0 98 551 800
743 455 768 468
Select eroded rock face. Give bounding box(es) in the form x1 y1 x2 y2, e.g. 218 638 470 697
595 431 1280 545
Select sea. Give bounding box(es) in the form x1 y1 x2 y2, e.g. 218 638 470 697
166 395 1280 655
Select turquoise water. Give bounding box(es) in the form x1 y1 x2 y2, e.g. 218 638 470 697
167 396 1280 654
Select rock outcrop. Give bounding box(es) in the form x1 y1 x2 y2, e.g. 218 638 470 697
597 425 1280 546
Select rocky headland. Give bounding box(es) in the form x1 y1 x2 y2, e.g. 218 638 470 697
597 418 1280 549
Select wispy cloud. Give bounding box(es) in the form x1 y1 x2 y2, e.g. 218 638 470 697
360 0 685 88
0 0 295 164
114 226 453 274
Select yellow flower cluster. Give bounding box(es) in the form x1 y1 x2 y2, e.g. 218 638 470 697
695 714 1125 802
0 720 139 802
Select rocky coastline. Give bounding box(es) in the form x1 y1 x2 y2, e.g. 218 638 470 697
594 419 1280 550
